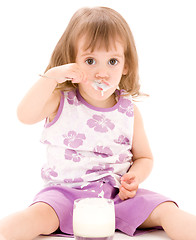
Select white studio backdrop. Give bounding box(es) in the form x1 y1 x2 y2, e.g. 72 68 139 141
0 0 196 218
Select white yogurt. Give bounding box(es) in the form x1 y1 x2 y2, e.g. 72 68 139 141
92 80 113 96
73 198 115 238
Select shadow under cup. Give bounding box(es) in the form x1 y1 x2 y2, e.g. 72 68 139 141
73 198 115 240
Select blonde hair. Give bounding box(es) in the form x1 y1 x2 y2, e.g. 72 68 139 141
45 7 143 97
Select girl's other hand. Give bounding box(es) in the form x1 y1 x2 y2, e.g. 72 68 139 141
119 172 139 200
45 63 87 84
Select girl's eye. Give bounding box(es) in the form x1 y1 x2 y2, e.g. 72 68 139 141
108 58 119 66
85 58 96 65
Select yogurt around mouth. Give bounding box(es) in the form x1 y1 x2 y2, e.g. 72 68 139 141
92 80 113 96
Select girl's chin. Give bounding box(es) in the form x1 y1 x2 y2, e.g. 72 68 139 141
93 89 112 98
80 85 115 100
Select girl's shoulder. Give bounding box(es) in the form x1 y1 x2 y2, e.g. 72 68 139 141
46 89 77 126
120 90 142 118
132 103 144 128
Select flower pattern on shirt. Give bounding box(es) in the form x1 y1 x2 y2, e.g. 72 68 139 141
87 114 115 132
41 89 134 188
64 149 82 162
64 177 83 183
67 91 81 106
42 140 51 145
94 146 113 158
41 167 58 181
118 99 134 117
63 131 86 148
114 135 130 145
86 164 114 175
116 153 130 163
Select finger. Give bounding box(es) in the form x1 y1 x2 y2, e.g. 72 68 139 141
119 187 135 200
118 191 124 200
127 190 137 198
120 187 136 199
121 172 136 182
118 187 127 200
69 72 82 83
121 180 138 192
62 64 85 83
72 71 87 84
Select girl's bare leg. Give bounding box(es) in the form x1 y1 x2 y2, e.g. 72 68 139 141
0 202 59 240
140 201 196 240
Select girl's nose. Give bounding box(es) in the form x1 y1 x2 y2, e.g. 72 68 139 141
95 72 109 80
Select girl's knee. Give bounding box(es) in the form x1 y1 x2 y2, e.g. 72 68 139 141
139 201 177 229
154 201 178 217
0 202 59 240
27 202 60 234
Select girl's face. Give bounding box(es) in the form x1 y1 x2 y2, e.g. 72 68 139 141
75 36 127 108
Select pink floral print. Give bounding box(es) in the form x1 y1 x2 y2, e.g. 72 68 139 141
116 153 129 163
94 146 113 158
41 88 134 188
86 164 116 187
114 135 130 145
67 91 80 105
41 167 58 181
118 99 134 117
87 114 115 132
86 164 114 175
64 177 83 183
63 131 86 148
64 149 81 162
42 140 51 145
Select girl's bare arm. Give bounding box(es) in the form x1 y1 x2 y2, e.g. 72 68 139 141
17 76 60 124
17 64 86 124
119 104 153 200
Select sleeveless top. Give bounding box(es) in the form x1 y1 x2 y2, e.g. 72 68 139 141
40 89 134 188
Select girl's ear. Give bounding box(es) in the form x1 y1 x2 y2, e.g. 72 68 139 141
122 64 128 75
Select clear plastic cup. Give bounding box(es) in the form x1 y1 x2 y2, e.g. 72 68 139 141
73 198 115 240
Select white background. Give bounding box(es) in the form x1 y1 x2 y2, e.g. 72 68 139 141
0 0 196 218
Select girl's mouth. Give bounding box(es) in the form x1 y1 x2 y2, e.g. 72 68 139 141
91 80 113 96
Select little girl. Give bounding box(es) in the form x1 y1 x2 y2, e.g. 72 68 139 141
1 6 196 240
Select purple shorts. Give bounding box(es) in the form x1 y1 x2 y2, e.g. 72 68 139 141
32 182 175 237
